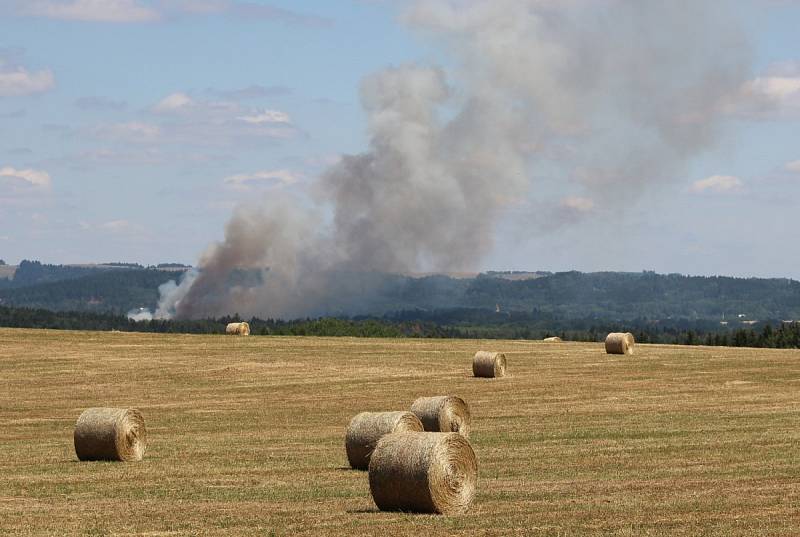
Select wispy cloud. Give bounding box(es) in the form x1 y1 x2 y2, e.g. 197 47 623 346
750 76 800 100
93 121 161 141
220 1 330 26
236 109 291 124
223 169 301 190
210 85 292 101
8 0 330 25
560 196 594 213
78 218 151 239
0 54 55 97
156 0 226 15
0 109 26 118
98 219 134 231
42 146 234 173
690 175 743 194
723 61 800 119
144 91 297 145
152 91 193 112
0 166 52 188
786 160 800 173
75 95 127 111
18 0 160 23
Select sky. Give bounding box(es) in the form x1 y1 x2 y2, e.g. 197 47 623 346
1 0 800 279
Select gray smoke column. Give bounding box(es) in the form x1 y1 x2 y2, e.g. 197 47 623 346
171 0 750 319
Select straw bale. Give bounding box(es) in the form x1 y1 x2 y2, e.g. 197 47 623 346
368 432 477 514
74 407 146 462
410 396 470 437
605 332 635 355
472 351 506 378
226 322 250 336
345 411 423 470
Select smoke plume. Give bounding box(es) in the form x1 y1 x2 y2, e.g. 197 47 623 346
165 0 751 320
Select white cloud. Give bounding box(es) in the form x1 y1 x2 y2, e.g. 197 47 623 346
153 92 193 112
99 219 133 231
211 85 292 100
560 196 594 212
95 121 161 141
75 95 127 110
20 0 160 23
159 0 331 26
0 65 55 97
236 109 291 124
0 166 52 188
11 0 330 25
750 76 800 100
223 169 301 190
690 175 743 194
79 218 148 237
158 0 228 15
725 62 800 119
228 2 329 25
785 160 800 173
143 92 297 146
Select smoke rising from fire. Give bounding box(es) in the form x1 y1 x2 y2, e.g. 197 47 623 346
155 0 750 320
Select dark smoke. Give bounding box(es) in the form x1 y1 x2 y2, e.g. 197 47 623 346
162 0 751 320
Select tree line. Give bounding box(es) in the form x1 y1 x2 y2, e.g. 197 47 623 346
1 305 798 349
4 263 800 322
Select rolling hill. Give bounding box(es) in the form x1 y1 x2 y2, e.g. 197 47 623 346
1 264 799 321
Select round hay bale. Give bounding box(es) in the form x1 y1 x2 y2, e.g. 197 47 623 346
410 396 470 437
74 408 146 462
368 432 478 515
605 332 635 355
345 411 423 470
226 322 250 336
472 351 506 378
543 336 562 342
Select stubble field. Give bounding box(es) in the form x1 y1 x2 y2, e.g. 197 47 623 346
1 327 799 536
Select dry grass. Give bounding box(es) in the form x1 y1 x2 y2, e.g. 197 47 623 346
1 327 799 536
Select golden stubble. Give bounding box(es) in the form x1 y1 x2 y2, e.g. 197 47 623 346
1 328 799 536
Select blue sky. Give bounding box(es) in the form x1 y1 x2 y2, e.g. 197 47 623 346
1 0 800 279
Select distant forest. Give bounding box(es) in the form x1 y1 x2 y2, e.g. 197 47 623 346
0 261 181 314
1 305 799 349
2 261 800 322
1 260 800 348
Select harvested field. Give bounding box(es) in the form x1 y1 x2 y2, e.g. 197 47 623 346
1 327 799 535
